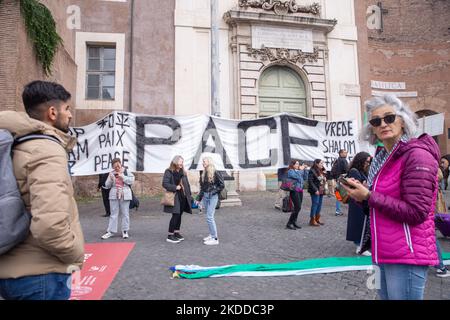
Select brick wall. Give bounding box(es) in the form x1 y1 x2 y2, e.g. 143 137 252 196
0 0 77 112
0 0 20 111
358 0 450 154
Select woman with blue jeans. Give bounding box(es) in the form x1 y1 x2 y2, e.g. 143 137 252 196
196 157 224 245
308 159 327 226
343 94 439 300
286 159 308 230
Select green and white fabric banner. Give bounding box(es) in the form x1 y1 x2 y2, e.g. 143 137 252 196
171 253 450 279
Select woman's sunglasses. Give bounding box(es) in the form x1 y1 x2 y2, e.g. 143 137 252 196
369 114 396 127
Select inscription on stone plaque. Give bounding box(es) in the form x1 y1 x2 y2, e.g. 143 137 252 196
252 26 313 52
371 80 406 90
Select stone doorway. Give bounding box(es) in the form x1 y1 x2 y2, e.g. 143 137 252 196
258 66 307 117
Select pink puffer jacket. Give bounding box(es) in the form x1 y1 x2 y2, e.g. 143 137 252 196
368 134 439 266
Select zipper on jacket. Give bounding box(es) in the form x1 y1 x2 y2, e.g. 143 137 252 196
371 143 402 264
403 223 414 253
372 207 378 263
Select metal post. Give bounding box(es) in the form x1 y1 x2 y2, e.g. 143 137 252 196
128 0 135 112
211 0 220 117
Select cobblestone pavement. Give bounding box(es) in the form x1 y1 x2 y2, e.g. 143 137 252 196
78 191 450 300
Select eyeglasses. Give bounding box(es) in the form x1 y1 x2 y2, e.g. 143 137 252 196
369 114 397 127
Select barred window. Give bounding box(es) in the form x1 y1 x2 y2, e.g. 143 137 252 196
86 46 116 100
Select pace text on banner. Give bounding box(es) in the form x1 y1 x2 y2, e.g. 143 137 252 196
68 112 364 176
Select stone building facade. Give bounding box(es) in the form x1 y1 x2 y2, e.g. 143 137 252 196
1 0 449 195
175 0 362 190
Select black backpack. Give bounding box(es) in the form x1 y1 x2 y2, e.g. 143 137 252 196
330 159 339 179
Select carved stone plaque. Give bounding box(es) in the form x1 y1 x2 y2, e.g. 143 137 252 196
252 25 313 52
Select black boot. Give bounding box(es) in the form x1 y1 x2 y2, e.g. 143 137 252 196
293 222 302 229
286 223 296 230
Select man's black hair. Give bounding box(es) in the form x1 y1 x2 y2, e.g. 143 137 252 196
22 80 71 120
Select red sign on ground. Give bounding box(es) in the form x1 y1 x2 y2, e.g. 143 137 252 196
70 242 135 300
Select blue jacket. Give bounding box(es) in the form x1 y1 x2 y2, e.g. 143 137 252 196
287 169 308 191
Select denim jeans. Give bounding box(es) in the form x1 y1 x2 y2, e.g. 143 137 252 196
310 194 323 218
0 273 71 300
202 192 219 238
377 264 428 300
335 200 341 213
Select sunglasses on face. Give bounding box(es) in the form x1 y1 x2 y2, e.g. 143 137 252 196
369 114 397 127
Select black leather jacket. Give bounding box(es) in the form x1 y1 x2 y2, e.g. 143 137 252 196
197 171 225 201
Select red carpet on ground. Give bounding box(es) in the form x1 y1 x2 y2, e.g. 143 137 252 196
70 243 135 300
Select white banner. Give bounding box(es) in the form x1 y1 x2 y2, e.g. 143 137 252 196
417 113 445 137
68 112 365 176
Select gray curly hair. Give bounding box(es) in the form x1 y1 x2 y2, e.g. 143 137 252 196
360 94 418 145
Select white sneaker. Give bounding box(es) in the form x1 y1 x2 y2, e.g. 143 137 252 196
101 232 114 239
204 238 219 245
122 231 129 239
203 235 213 241
356 246 372 256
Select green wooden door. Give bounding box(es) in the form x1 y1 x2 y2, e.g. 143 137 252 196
259 66 307 117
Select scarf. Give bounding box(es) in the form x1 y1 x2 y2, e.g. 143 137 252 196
367 134 409 189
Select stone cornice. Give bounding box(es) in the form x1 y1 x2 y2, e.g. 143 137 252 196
224 10 337 33
239 0 321 16
247 45 320 65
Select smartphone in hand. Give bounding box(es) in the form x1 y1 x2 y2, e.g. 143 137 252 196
339 176 355 189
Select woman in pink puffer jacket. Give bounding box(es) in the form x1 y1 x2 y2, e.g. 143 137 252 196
343 94 439 300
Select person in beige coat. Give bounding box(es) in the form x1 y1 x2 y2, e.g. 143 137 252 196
0 81 85 300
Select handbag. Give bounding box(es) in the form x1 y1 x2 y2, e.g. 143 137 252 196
219 188 227 200
281 195 293 212
280 178 296 191
160 191 175 206
334 174 349 204
160 179 182 206
129 188 140 210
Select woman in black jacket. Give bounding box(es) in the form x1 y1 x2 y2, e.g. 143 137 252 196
196 157 224 245
162 155 193 243
308 159 327 226
345 152 372 256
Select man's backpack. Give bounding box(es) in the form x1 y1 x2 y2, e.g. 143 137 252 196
0 130 60 255
330 159 339 179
